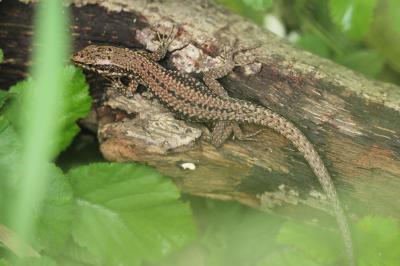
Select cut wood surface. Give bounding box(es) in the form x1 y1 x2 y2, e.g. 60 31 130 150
1 0 400 223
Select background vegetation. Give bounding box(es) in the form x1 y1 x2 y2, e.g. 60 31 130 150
0 0 399 265
218 0 400 85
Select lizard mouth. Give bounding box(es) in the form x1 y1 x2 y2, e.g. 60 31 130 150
72 61 94 71
71 61 125 78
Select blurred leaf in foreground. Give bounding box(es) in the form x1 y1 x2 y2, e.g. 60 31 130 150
22 256 58 266
276 220 343 265
0 125 74 253
0 258 10 266
355 216 400 266
7 66 91 157
68 163 196 266
256 249 320 266
193 200 283 266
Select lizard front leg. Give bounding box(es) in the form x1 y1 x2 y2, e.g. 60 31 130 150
204 43 263 146
150 26 176 62
203 45 235 97
106 77 138 98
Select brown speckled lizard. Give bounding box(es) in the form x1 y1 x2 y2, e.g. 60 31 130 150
72 32 355 266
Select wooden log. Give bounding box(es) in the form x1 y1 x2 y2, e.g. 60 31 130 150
1 0 400 223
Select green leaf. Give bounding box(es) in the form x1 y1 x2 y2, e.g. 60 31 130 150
355 216 400 266
329 0 378 40
55 66 91 154
0 90 14 110
67 163 196 266
32 164 74 252
0 258 11 266
56 237 101 266
0 126 19 219
276 221 342 264
0 49 3 63
0 124 74 253
0 125 21 180
296 33 331 58
0 163 74 254
6 66 91 157
22 256 58 266
335 49 385 77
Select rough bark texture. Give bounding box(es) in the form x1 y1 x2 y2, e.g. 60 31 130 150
1 0 400 223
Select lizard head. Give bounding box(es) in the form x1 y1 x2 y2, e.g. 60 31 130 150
72 45 128 76
72 45 116 66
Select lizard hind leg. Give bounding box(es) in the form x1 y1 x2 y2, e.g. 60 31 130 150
210 121 234 147
231 123 265 141
210 121 264 147
121 78 139 97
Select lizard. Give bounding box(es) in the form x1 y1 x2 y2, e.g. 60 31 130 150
72 30 355 266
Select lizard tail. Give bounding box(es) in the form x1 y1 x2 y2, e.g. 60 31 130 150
250 107 355 266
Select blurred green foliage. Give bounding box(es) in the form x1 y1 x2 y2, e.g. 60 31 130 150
329 0 378 40
217 0 400 84
152 200 400 266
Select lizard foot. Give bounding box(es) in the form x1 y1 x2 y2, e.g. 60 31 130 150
156 25 176 49
210 121 263 147
105 77 138 98
231 123 265 141
150 25 177 61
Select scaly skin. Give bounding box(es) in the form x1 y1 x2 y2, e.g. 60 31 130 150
72 40 355 265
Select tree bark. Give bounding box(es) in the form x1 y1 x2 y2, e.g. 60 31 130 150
1 0 400 222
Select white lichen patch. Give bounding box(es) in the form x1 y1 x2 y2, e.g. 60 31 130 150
180 162 196 170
